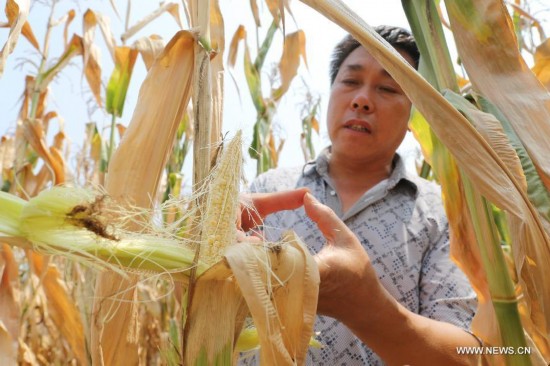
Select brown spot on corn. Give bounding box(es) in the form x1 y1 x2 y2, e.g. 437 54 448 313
66 195 119 241
200 131 242 263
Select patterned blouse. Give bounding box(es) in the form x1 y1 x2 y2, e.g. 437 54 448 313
241 148 476 365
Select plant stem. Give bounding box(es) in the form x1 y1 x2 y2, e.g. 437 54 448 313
463 176 531 366
108 113 117 164
30 0 58 120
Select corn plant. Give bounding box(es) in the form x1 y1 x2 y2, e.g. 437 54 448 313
2 0 550 365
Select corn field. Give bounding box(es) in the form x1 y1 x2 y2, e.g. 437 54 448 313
1 0 550 365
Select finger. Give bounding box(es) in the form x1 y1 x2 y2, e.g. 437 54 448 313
240 188 309 231
303 192 354 245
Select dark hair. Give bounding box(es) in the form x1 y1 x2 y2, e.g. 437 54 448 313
329 25 419 85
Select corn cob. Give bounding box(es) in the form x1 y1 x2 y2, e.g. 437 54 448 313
200 130 242 263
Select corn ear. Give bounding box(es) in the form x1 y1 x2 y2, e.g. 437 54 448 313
200 130 242 263
0 187 207 280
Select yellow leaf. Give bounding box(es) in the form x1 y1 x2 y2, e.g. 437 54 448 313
249 0 261 27
0 0 31 77
116 123 126 139
5 0 38 50
29 253 87 365
122 2 183 43
82 10 102 107
274 30 307 100
446 1 550 193
22 118 65 185
0 136 15 174
0 244 19 359
309 115 319 134
0 322 16 366
533 38 550 91
227 25 246 68
210 0 225 152
64 9 75 47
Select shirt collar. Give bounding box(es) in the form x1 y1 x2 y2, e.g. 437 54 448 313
303 146 418 193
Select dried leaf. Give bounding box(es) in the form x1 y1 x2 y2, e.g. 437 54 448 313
274 30 307 100
50 9 75 47
122 2 183 43
166 2 183 29
41 34 101 107
83 9 98 69
96 12 117 61
0 244 19 360
225 232 319 365
92 30 196 365
227 25 246 68
249 0 261 27
22 119 65 185
0 322 16 366
210 0 225 154
0 136 15 174
6 0 38 50
42 111 58 134
0 0 30 77
533 38 550 91
82 10 102 106
52 131 65 151
29 253 86 365
132 35 165 71
116 123 126 139
106 46 138 117
446 1 550 192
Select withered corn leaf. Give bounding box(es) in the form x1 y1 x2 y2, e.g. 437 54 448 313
121 2 183 43
249 0 261 27
225 233 319 365
28 253 87 365
92 30 196 366
0 245 19 364
0 0 33 77
273 30 307 101
210 0 225 147
228 25 246 69
446 0 550 192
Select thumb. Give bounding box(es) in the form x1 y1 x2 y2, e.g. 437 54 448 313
303 192 353 246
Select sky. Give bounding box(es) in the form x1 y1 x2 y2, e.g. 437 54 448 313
0 0 547 186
